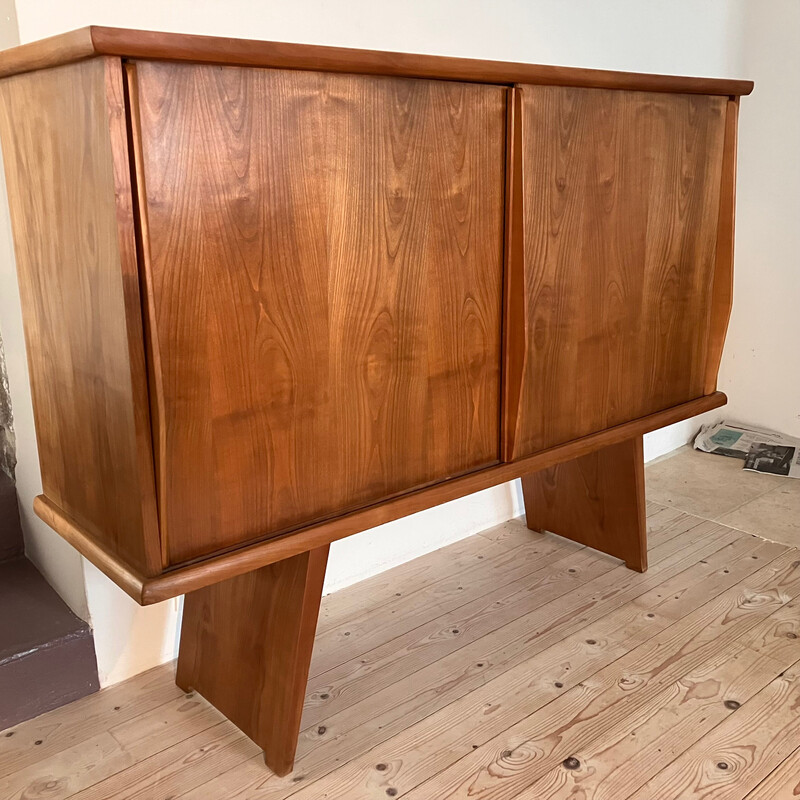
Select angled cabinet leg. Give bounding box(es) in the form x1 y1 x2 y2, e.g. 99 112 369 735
521 436 647 572
176 544 329 776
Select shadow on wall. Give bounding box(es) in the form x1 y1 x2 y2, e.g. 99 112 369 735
0 329 15 480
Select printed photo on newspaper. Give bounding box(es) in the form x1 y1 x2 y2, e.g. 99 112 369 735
694 421 800 478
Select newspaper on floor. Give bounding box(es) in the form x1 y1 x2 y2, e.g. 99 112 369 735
694 421 800 478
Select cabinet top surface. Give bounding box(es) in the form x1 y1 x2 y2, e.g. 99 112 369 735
0 25 753 95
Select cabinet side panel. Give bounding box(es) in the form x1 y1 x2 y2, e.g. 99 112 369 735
131 62 506 565
0 58 161 574
512 86 727 456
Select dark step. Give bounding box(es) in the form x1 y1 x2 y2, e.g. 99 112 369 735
0 470 22 562
0 557 99 730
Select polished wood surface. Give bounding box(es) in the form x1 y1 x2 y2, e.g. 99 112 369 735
176 544 329 777
33 392 726 605
0 26 754 97
33 495 150 602
506 85 729 458
0 37 749 775
129 61 505 564
522 436 647 571
0 38 747 591
705 97 740 395
5 499 800 799
0 58 161 575
0 27 94 80
501 86 525 462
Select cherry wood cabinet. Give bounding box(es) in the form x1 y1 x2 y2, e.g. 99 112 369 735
0 27 750 776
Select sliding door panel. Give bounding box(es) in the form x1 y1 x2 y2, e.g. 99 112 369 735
130 62 506 564
506 85 727 458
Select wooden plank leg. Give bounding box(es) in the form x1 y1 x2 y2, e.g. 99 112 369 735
176 544 330 776
520 436 647 572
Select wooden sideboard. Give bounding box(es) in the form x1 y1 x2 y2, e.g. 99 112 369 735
0 27 750 776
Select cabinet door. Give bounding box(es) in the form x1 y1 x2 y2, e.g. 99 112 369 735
504 86 728 459
129 62 505 565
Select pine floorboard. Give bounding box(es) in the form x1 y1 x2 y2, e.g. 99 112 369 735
2 502 799 800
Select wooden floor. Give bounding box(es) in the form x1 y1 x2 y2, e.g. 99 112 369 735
3 500 800 799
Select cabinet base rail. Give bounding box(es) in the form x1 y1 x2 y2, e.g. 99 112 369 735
32 392 724 605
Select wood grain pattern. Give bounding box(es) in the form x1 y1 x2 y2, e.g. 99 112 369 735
507 85 728 457
176 544 330 777
124 61 168 569
14 506 700 796
0 27 754 97
0 27 94 80
305 530 583 686
8 501 799 800
521 436 647 570
744 746 800 799
0 59 161 575
130 61 506 564
284 519 758 797
0 41 753 786
33 495 148 602
32 393 726 605
0 662 183 778
402 549 800 800
704 97 740 394
501 86 526 461
303 547 786 800
511 611 788 799
628 661 800 799
4 509 744 795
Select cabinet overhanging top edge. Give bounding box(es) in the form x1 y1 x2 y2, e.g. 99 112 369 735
0 26 754 96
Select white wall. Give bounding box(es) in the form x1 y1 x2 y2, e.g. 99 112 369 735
0 0 17 50
15 0 745 75
717 0 800 438
3 0 751 685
